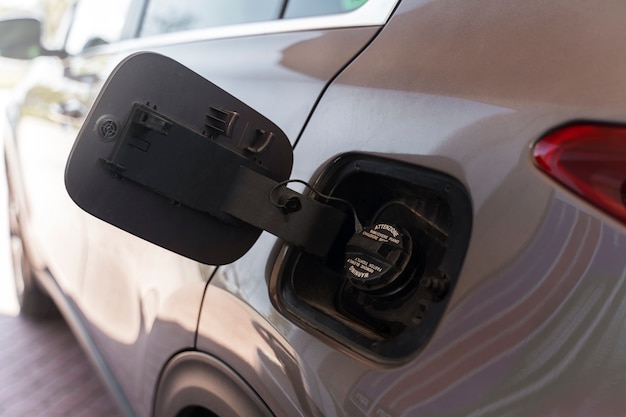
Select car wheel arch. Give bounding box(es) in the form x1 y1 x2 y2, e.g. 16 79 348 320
153 351 274 417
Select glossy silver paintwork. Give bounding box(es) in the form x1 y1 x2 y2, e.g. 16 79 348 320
7 0 626 415
3 8 390 417
6 57 90 298
86 25 380 417
138 28 379 142
199 0 626 416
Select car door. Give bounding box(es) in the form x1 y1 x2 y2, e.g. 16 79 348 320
62 1 399 415
4 0 138 304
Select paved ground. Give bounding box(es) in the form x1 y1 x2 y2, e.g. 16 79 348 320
0 93 122 416
0 316 122 417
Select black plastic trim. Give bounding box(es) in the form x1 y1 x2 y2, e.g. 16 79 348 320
269 153 473 365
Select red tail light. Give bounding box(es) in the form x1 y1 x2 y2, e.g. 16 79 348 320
533 123 626 225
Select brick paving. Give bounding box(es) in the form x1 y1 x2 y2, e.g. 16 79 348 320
0 315 123 417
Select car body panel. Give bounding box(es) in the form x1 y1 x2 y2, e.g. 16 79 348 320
148 28 379 142
4 8 393 417
199 0 626 416
4 59 91 302
6 0 626 416
78 26 381 417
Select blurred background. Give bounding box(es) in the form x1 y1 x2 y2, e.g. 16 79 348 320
0 0 71 88
0 2 122 415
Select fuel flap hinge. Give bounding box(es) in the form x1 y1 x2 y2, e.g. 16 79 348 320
100 102 347 259
221 166 348 258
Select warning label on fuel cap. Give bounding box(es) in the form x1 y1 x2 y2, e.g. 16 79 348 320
362 224 402 245
344 223 411 291
346 256 384 279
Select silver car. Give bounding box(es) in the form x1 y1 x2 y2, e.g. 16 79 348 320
3 0 626 416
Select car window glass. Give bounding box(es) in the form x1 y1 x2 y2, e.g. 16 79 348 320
284 0 368 19
140 0 283 37
65 0 133 54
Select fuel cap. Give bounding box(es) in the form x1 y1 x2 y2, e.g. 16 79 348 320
344 223 412 292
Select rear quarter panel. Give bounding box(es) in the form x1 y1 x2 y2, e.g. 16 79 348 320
199 0 626 416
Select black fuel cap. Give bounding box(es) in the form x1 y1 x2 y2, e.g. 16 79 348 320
344 223 412 292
